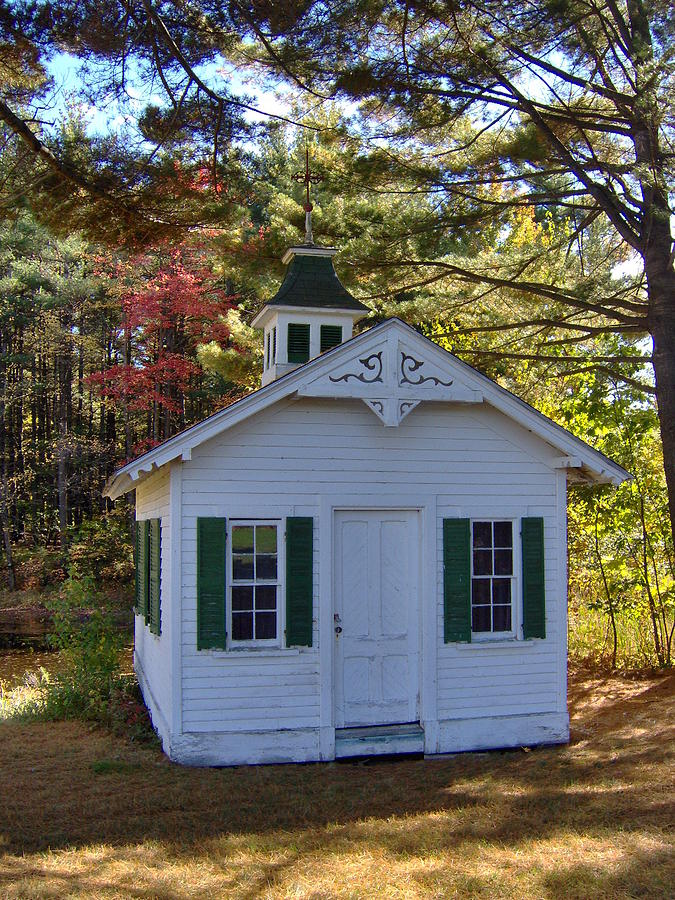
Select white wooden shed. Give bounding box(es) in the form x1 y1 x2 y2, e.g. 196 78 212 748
105 241 629 766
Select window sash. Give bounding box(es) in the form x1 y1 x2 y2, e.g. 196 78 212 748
470 519 517 638
228 520 282 647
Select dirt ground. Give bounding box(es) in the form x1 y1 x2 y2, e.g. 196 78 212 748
0 668 673 898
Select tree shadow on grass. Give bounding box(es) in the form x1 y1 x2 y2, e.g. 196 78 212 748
0 673 672 897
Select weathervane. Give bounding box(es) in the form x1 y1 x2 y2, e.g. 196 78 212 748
292 147 323 244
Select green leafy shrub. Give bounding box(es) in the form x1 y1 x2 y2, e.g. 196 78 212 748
3 577 157 741
29 577 125 721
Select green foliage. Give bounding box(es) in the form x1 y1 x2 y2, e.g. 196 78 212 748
547 359 674 669
36 577 124 721
0 576 156 739
67 509 134 588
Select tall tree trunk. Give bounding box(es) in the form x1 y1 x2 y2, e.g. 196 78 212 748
645 249 675 558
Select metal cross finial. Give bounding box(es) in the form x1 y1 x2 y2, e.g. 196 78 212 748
292 147 323 244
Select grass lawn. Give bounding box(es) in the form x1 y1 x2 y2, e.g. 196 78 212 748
0 670 673 899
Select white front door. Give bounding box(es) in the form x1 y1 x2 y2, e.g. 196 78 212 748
334 509 420 728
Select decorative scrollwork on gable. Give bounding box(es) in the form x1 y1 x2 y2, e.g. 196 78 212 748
400 352 453 387
329 352 384 384
399 401 419 418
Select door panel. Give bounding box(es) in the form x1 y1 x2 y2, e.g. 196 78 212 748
334 510 420 727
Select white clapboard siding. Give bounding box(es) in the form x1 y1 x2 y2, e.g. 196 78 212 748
135 467 172 738
177 396 565 741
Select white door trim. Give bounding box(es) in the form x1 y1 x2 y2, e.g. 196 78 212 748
318 494 438 759
333 507 422 728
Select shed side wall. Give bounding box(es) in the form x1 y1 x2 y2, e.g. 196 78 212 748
135 467 172 741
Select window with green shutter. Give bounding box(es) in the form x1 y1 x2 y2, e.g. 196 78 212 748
148 518 161 635
286 517 313 647
135 519 149 620
197 517 227 650
320 324 342 353
287 323 310 363
443 516 547 642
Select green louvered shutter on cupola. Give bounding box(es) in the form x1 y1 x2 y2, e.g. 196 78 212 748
287 323 310 363
320 324 342 352
149 518 161 634
522 517 546 639
197 517 227 649
286 517 313 646
443 518 471 642
135 519 149 619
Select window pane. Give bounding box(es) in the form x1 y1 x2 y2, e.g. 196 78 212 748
472 579 491 605
232 586 253 611
472 606 491 632
256 525 277 553
492 578 512 605
255 612 277 639
494 549 513 575
232 612 253 641
493 521 512 548
256 554 277 580
473 521 492 548
493 605 512 632
232 554 254 580
232 526 254 553
473 549 492 576
256 585 277 610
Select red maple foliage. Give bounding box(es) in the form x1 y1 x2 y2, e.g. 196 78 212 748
88 245 236 449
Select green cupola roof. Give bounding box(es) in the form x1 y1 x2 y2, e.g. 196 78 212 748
267 246 369 313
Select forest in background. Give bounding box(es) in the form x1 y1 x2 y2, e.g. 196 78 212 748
0 1 673 668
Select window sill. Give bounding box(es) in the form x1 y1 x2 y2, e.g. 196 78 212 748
200 647 316 658
453 638 538 649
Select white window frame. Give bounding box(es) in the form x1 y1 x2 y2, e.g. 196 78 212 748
227 519 284 649
470 518 520 641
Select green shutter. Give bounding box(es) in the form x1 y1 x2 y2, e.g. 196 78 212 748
522 517 546 639
286 517 313 646
197 517 227 650
320 324 342 352
443 518 471 642
135 520 149 620
149 518 161 635
288 323 310 363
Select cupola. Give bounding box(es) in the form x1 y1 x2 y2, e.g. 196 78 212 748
252 244 369 386
252 151 369 386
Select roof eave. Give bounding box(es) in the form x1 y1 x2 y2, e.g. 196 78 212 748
251 303 369 329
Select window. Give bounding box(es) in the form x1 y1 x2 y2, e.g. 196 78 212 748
320 324 342 352
265 331 271 369
287 323 310 363
230 522 280 644
471 520 514 634
271 326 276 365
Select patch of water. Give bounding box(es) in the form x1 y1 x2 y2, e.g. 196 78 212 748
0 647 134 688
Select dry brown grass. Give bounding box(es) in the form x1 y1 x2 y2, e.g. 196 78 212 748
0 670 673 899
